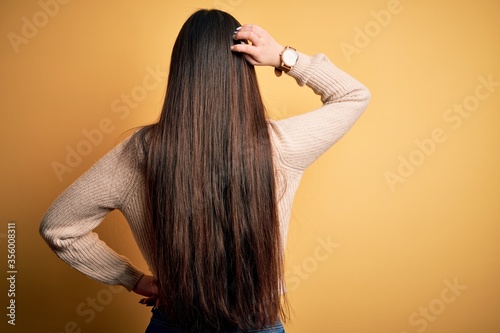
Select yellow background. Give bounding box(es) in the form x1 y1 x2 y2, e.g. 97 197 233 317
1 0 499 332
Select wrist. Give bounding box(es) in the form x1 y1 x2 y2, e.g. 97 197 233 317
132 274 145 293
272 44 284 68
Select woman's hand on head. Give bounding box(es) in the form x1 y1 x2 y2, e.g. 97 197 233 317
133 274 158 306
231 24 284 68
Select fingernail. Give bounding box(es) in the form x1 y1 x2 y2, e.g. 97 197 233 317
236 26 242 31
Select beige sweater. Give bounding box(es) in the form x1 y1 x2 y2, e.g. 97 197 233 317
40 53 370 291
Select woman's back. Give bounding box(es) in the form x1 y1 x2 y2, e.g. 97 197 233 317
40 8 370 333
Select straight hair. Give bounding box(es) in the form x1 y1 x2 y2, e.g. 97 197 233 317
127 9 286 331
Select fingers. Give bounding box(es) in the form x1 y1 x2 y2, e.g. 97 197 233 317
233 24 271 48
231 24 283 67
139 296 157 307
231 43 255 56
230 43 262 66
234 24 264 45
230 31 260 64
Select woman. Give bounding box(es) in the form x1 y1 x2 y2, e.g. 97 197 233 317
40 9 370 333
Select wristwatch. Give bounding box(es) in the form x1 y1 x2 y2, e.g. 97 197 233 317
275 46 299 77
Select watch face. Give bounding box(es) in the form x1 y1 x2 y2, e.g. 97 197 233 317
282 49 298 67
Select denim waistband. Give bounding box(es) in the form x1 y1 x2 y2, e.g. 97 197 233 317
147 307 284 333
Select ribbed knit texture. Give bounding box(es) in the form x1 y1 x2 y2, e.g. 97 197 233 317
40 53 370 291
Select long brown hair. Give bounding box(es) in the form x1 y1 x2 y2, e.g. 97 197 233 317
127 9 286 331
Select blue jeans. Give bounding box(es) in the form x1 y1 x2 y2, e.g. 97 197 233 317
145 308 285 333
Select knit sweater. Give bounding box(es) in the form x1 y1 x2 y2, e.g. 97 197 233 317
40 53 370 291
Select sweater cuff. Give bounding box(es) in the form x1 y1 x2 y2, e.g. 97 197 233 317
286 51 315 86
286 52 366 103
119 265 144 291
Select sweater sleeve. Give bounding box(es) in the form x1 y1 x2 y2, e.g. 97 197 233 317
270 53 371 171
39 140 144 291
